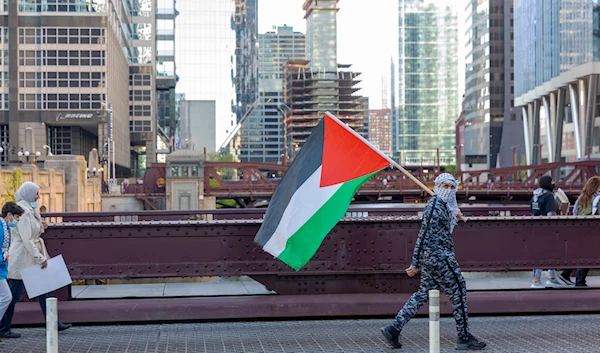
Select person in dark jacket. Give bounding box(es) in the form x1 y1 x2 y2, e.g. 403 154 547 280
380 173 486 350
529 176 566 288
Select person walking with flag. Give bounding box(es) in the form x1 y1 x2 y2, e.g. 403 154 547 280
381 173 486 350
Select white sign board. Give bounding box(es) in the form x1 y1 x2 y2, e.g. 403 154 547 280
21 255 72 299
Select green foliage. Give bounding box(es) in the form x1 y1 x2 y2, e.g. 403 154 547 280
444 165 457 172
216 199 238 209
1 168 22 203
207 152 236 162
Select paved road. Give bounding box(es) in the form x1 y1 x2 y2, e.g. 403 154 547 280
3 314 599 352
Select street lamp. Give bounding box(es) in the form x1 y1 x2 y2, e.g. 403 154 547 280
17 148 41 163
277 103 292 165
43 145 53 156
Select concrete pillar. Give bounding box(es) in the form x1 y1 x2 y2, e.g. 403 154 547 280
532 100 541 164
555 88 565 163
585 74 598 158
542 96 553 163
569 83 583 159
522 106 532 166
44 155 88 212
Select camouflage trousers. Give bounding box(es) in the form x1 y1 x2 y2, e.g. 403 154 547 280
392 256 470 340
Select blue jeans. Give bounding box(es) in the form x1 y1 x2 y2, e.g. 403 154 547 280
0 279 63 332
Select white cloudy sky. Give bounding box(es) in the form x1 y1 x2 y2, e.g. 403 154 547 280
258 0 398 110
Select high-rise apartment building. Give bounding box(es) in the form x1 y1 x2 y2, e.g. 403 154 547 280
176 0 236 149
237 25 305 163
514 0 600 166
462 0 522 170
397 0 459 166
232 0 258 123
3 0 133 176
369 109 392 156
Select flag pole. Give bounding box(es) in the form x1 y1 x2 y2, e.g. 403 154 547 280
391 160 434 196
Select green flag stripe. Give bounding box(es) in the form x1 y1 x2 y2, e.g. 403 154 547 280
277 171 379 270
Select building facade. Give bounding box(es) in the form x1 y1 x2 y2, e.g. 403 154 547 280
369 109 392 156
179 100 216 153
1 0 131 176
514 0 600 167
175 0 236 150
304 0 337 73
397 0 459 167
237 25 305 163
128 0 178 177
462 0 523 170
232 0 258 124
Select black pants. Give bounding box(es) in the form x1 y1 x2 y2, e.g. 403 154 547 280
560 269 590 286
0 279 64 333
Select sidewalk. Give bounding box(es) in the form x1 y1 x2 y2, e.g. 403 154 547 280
71 274 600 299
3 315 600 352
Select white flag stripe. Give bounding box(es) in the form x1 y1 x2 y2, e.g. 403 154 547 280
263 166 342 257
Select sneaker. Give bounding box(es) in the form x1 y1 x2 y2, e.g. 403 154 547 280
546 278 567 288
58 323 72 332
380 325 402 349
0 330 21 339
558 274 574 285
530 281 545 289
456 334 487 350
575 283 588 287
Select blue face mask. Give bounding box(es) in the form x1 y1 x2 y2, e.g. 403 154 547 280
30 202 38 209
7 220 17 228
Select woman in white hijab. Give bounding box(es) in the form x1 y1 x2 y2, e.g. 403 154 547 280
0 182 71 339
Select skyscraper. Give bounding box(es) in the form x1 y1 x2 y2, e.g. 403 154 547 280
462 0 522 170
237 25 305 163
304 0 338 72
282 0 368 159
232 0 258 123
129 0 178 176
3 0 133 175
175 0 236 149
369 109 392 156
397 0 459 166
514 0 600 165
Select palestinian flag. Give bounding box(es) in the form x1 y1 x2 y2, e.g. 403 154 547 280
254 112 393 270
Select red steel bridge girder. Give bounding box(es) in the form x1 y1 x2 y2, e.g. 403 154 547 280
203 161 600 202
44 216 600 295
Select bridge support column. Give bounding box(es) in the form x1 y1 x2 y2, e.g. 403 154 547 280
542 96 553 163
569 83 583 159
531 100 541 165
585 74 598 159
522 106 532 166
554 88 566 181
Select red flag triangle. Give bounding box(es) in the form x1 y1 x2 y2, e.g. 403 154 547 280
320 114 390 187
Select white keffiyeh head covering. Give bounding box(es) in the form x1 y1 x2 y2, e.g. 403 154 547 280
434 173 460 232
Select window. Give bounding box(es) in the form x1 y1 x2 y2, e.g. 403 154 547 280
20 91 104 110
129 90 152 102
129 120 152 132
48 126 72 155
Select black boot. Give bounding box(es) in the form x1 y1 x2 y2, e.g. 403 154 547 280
456 333 486 350
58 323 72 332
380 325 402 349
